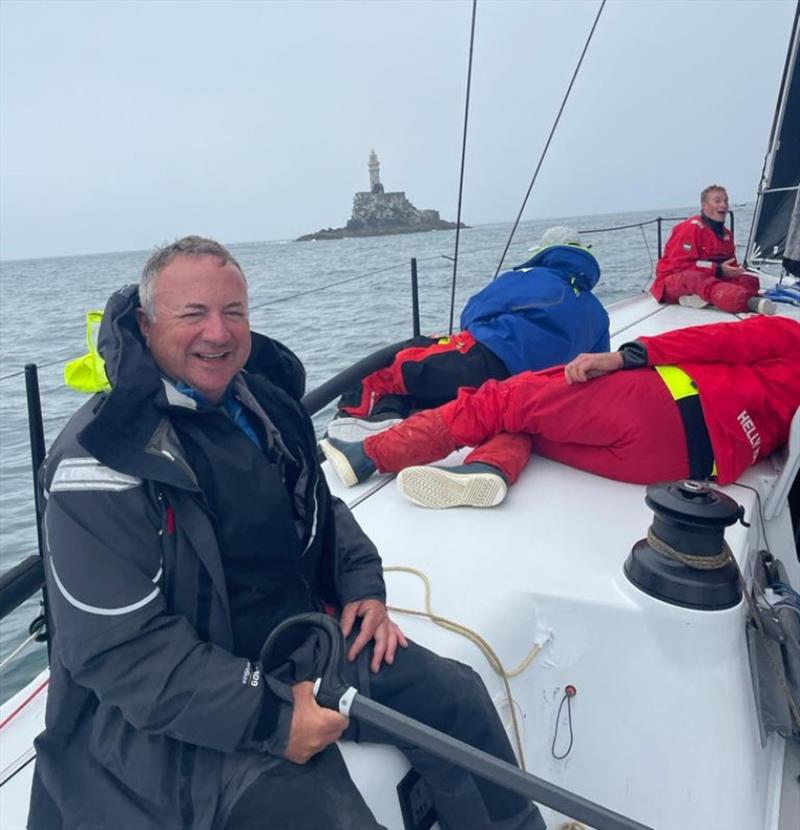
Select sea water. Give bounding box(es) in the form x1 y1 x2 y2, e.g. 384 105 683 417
0 204 755 700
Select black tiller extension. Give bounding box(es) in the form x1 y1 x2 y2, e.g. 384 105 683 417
260 613 652 830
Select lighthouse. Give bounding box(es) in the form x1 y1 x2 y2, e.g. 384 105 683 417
295 149 464 239
368 149 384 194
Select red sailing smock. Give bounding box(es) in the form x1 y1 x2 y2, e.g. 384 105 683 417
651 215 760 312
364 316 800 487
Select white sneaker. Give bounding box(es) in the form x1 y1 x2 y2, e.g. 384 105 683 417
746 296 777 316
397 464 507 509
678 294 710 309
327 415 403 443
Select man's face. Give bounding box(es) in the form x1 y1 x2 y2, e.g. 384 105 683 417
137 254 252 403
702 189 729 222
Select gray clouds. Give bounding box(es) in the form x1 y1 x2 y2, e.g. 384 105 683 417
0 0 795 260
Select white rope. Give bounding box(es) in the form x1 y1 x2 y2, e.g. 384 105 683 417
385 565 545 770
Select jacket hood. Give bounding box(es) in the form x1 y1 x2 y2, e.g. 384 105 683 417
97 285 305 398
514 245 601 291
78 285 306 485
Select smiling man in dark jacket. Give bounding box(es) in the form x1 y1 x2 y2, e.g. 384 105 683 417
27 236 544 830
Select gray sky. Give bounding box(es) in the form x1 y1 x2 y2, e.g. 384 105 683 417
1 0 795 260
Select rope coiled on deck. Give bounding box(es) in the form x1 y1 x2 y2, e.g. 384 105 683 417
385 565 545 770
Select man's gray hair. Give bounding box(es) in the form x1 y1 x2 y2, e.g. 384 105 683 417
139 235 247 320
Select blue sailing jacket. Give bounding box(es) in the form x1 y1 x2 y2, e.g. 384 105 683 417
460 245 610 374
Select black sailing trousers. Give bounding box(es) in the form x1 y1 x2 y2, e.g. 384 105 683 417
222 638 545 830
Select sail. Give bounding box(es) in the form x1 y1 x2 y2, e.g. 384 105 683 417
747 2 800 271
785 191 800 276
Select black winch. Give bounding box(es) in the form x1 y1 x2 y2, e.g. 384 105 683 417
624 480 746 610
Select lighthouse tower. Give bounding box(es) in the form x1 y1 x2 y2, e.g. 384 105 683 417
368 149 384 193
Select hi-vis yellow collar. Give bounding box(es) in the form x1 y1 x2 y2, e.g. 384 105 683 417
64 311 111 393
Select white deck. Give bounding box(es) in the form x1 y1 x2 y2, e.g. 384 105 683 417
2 294 799 830
329 295 800 829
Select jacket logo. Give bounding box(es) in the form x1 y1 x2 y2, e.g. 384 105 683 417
682 243 692 250
241 663 262 687
737 410 762 463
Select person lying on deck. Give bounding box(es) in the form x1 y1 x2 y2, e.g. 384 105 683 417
321 315 800 509
330 225 609 442
650 184 776 315
29 235 546 830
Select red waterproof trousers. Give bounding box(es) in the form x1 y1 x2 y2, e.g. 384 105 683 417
364 368 692 486
340 331 507 417
657 271 760 313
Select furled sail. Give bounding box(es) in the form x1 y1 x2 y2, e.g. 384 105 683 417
747 2 800 274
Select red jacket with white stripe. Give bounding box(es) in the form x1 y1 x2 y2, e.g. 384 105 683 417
651 215 736 301
638 315 800 484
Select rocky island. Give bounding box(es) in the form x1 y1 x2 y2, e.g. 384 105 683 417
296 150 466 241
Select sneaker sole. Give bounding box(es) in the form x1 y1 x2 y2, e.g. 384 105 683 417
319 439 358 487
327 417 403 443
678 294 710 309
397 466 507 509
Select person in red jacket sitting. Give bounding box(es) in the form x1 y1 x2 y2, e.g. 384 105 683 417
321 315 799 508
651 185 775 315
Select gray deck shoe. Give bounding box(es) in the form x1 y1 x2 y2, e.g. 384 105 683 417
320 437 377 487
397 462 508 509
746 296 777 315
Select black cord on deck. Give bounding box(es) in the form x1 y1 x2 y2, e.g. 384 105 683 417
551 685 576 759
492 0 607 280
448 0 478 335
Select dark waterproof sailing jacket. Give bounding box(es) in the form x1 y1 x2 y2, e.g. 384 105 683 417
460 245 610 374
27 285 385 830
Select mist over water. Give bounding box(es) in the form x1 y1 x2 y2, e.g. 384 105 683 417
0 204 755 700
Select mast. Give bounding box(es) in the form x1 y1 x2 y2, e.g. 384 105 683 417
746 1 800 272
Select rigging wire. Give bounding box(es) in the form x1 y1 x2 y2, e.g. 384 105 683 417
247 261 408 312
639 224 654 276
0 241 518 383
1 212 675 384
0 263 412 382
0 357 69 383
492 0 607 280
580 218 659 234
447 0 478 335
